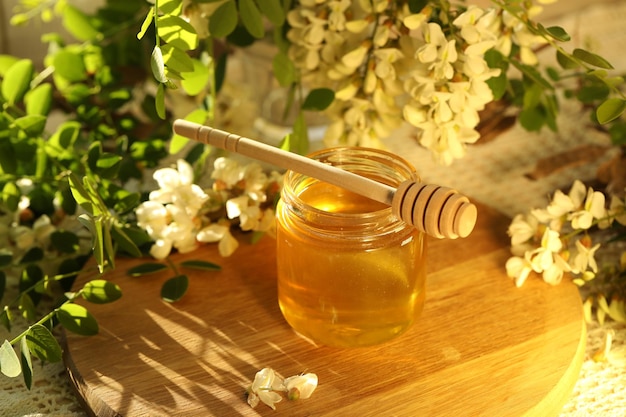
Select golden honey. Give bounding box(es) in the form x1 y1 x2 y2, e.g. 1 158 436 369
276 148 426 347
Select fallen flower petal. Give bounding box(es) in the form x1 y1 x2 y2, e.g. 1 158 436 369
284 373 318 400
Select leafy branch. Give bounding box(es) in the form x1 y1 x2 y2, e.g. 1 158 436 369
0 279 122 389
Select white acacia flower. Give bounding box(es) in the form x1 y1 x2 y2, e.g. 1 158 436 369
609 195 626 226
247 368 285 410
528 228 562 272
149 238 172 260
226 195 261 231
416 23 457 80
453 6 498 51
212 157 243 188
284 373 318 400
402 11 426 31
341 43 370 70
541 253 570 285
196 222 239 257
571 238 601 274
327 0 350 31
506 255 533 287
136 200 169 238
569 188 606 230
507 213 539 247
150 159 208 216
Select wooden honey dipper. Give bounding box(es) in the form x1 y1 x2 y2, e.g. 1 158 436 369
173 120 477 239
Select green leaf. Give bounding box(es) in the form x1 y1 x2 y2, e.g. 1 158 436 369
62 4 100 42
25 324 62 363
53 50 87 82
0 55 19 76
78 214 106 273
110 224 143 258
25 83 53 116
81 280 122 304
57 303 99 336
239 0 265 39
577 84 610 104
181 59 210 96
556 50 578 69
159 0 183 14
597 98 626 124
19 247 44 264
2 182 20 212
573 48 614 69
161 44 194 74
519 106 546 132
0 138 17 174
95 153 122 179
544 25 570 42
257 0 285 26
151 46 168 83
161 274 189 302
302 88 335 111
170 108 208 154
0 339 21 378
19 337 33 389
273 52 296 87
69 173 94 214
522 83 543 110
0 307 11 332
180 260 221 271
19 293 36 322
156 83 166 119
128 262 168 277
158 15 198 50
50 230 80 254
13 115 47 136
510 60 553 91
209 0 238 38
47 121 81 158
608 121 626 146
408 0 429 13
1 59 33 104
137 8 154 40
0 250 12 268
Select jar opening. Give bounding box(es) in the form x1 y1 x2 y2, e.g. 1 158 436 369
279 147 419 240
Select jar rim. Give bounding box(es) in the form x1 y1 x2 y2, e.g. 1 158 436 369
279 147 419 235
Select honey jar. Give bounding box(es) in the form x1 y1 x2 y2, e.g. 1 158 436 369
276 147 426 347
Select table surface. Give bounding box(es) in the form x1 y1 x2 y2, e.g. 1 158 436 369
1 1 626 416
62 203 584 417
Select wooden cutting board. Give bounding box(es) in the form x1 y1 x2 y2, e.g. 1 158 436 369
63 203 585 417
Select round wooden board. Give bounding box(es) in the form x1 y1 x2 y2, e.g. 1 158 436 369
63 203 585 417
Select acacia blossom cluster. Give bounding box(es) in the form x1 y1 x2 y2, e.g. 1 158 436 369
286 0 549 164
246 367 318 410
136 158 282 259
0 178 91 276
505 181 626 322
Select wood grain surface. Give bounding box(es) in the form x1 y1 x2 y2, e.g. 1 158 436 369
63 203 585 417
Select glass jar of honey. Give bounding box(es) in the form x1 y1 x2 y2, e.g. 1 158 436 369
275 147 426 347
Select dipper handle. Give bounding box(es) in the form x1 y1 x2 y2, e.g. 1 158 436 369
173 120 477 239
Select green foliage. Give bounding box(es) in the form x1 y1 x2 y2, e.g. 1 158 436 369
0 0 199 386
56 303 99 336
302 89 335 112
81 280 122 304
0 340 21 377
128 258 221 302
180 260 221 271
161 274 189 302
